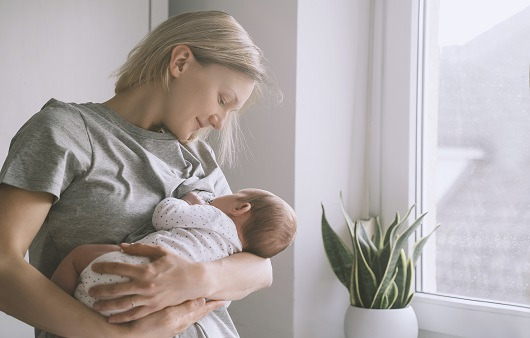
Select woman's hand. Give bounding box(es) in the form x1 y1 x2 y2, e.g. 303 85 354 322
123 298 224 338
89 243 210 323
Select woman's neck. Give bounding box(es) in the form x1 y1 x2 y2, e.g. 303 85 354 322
103 84 166 132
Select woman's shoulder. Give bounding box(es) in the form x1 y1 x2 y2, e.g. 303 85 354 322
10 98 92 153
27 98 88 131
41 98 76 111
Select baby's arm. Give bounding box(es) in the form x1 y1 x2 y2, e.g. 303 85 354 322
152 194 221 232
51 244 121 296
152 193 205 231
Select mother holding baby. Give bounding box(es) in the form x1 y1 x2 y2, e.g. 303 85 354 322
0 11 275 337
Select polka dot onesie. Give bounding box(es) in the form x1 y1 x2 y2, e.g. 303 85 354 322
74 197 242 316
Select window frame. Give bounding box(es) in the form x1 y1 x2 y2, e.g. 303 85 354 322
372 0 530 336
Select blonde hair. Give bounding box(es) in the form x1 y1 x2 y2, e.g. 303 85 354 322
237 190 297 258
113 11 273 167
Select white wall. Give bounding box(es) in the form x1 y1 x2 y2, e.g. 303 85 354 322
169 1 298 337
294 1 371 337
0 0 149 167
0 1 149 335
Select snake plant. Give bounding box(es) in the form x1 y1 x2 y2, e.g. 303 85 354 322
321 195 440 309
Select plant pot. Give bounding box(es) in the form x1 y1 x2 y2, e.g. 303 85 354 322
344 305 418 338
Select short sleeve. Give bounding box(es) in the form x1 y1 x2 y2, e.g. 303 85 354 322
0 99 92 202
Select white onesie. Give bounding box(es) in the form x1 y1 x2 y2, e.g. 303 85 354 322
74 197 242 316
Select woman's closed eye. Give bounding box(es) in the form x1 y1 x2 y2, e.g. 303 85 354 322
218 95 227 106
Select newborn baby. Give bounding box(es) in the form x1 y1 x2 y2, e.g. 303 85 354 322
51 188 297 316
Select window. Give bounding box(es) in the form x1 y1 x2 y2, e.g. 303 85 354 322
419 0 530 308
374 0 530 336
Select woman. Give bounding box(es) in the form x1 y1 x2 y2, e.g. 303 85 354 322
0 11 273 337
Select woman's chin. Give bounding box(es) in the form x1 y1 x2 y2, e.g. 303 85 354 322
171 129 189 142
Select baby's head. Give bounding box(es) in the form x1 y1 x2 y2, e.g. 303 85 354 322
210 189 297 258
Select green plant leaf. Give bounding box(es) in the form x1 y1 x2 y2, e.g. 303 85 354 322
404 293 414 307
353 221 378 307
412 224 441 265
375 242 391 283
403 258 414 307
339 193 377 262
351 246 363 307
358 219 378 255
378 268 399 309
370 212 427 308
387 280 399 309
395 206 416 244
383 212 400 245
321 204 353 290
381 294 389 309
339 192 356 245
371 259 383 284
392 250 408 308
348 220 373 265
389 205 415 246
373 216 384 250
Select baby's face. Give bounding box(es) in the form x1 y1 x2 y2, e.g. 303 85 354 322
210 188 272 214
210 189 253 214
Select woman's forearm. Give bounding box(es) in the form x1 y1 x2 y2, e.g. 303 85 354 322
0 255 123 338
202 252 273 300
0 185 124 337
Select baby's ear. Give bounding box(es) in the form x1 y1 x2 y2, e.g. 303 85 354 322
231 202 251 216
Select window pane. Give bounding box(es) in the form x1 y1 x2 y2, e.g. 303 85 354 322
421 0 530 306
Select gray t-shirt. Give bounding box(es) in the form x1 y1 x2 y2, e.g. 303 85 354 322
0 99 239 338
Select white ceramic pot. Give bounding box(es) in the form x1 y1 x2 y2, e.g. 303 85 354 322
344 305 418 338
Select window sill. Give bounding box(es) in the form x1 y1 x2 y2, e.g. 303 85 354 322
411 292 530 338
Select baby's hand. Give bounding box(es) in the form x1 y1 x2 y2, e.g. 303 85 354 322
181 192 205 205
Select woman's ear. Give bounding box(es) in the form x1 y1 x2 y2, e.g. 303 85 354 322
169 45 194 78
231 202 251 217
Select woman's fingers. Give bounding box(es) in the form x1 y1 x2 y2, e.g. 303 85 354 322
107 304 154 324
92 293 148 312
89 279 136 299
90 261 139 279
127 298 225 336
172 299 225 333
94 292 224 324
89 244 207 320
194 299 225 320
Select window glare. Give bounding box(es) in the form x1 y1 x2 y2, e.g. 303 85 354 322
438 0 530 47
421 0 530 306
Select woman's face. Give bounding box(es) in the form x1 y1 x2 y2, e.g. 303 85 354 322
163 53 256 141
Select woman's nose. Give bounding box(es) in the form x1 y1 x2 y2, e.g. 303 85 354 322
209 114 225 130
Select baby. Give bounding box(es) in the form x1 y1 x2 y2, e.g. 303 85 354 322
51 188 297 316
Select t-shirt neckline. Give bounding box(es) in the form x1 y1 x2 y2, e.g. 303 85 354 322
88 101 178 140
